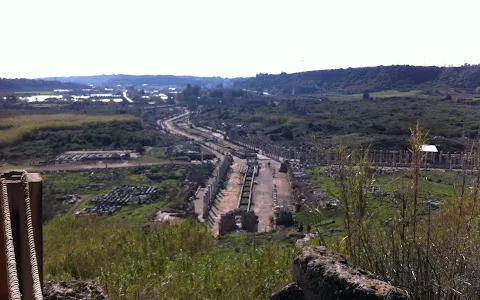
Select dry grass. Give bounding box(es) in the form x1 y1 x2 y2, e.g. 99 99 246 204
0 114 139 146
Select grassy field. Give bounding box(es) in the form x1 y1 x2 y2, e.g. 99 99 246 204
311 90 426 102
367 89 422 98
298 166 470 245
0 114 139 147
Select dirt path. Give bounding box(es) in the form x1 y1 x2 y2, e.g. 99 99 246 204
251 161 274 232
208 162 244 235
1 160 192 173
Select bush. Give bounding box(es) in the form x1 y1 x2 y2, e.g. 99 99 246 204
321 126 480 299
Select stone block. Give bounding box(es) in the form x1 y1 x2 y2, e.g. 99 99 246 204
292 247 409 300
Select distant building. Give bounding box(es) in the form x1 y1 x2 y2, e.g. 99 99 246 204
421 145 438 152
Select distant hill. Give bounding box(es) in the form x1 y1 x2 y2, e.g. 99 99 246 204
234 65 480 94
42 74 239 88
0 78 87 91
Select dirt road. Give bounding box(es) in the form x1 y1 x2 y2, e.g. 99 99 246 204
1 160 193 173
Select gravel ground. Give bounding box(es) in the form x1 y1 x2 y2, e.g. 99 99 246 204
252 159 292 232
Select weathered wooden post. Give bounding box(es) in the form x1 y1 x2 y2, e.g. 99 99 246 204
0 171 43 300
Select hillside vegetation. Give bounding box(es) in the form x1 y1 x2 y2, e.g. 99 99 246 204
235 65 480 94
44 216 295 299
43 74 236 88
0 114 156 163
0 78 86 91
0 114 139 147
199 96 480 151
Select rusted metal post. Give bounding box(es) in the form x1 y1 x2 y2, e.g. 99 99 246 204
0 172 43 300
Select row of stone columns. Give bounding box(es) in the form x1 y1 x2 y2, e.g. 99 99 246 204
227 133 480 170
202 155 233 219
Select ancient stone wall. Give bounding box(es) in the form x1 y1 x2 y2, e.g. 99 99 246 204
268 246 409 300
241 210 259 232
218 210 237 236
202 155 233 219
218 209 258 236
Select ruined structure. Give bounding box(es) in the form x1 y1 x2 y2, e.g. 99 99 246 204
75 185 159 216
167 141 216 161
228 134 480 170
218 208 258 236
201 154 233 219
268 246 409 300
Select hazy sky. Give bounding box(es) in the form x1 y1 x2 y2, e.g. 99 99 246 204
1 0 479 78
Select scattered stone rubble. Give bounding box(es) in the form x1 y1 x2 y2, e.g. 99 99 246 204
55 151 131 163
57 194 81 204
268 246 409 300
75 185 157 216
424 199 442 210
43 280 108 300
290 162 391 213
267 282 306 300
155 209 187 224
295 233 316 248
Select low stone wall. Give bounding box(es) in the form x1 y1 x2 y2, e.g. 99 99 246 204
268 246 409 300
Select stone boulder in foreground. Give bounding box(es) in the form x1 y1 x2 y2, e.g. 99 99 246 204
269 246 409 300
43 281 108 300
292 246 409 300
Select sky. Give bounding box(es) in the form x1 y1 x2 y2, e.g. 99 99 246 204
1 0 479 79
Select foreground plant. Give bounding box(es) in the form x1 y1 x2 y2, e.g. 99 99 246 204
44 216 295 300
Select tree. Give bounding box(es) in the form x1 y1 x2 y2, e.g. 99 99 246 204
362 91 370 99
281 127 294 140
476 86 480 94
136 144 145 155
185 84 193 96
192 85 201 97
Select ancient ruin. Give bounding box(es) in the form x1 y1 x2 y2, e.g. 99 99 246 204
218 208 259 236
75 185 158 216
268 246 410 300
